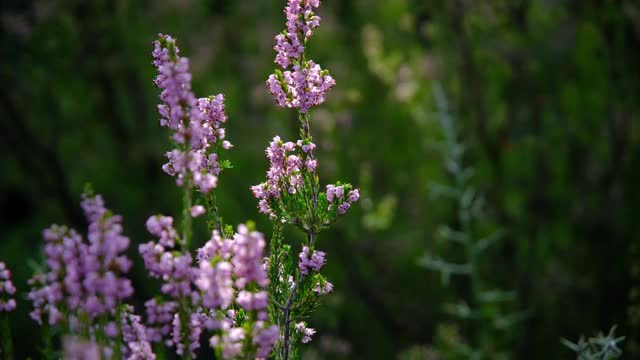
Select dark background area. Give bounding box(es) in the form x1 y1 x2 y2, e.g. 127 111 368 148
1 0 639 358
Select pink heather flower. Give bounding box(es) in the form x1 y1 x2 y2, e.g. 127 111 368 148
295 322 316 344
0 262 16 312
195 230 236 309
153 35 199 133
29 194 134 326
210 327 245 359
144 298 178 343
268 62 336 113
305 158 317 171
326 184 359 216
189 205 206 218
121 306 156 360
326 184 335 203
252 322 279 358
63 337 101 360
196 230 233 263
252 136 321 219
80 194 134 319
299 246 326 275
231 225 269 289
268 1 335 112
139 223 197 301
172 310 207 358
236 290 268 311
145 215 178 247
337 202 351 215
348 189 360 202
195 259 234 309
314 281 333 295
273 0 322 68
153 35 231 194
267 75 287 107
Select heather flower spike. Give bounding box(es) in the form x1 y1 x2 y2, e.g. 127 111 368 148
257 1 360 358
143 34 279 359
268 0 336 113
26 191 152 359
153 34 231 195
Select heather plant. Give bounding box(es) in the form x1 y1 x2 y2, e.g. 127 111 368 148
255 1 359 358
2 1 359 358
25 189 153 359
418 83 525 359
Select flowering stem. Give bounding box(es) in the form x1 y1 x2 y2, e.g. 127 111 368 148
282 231 315 360
42 323 53 360
206 191 224 235
282 282 296 360
299 111 320 219
1 313 12 360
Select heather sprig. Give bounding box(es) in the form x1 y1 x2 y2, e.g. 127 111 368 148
251 134 358 234
259 1 359 358
268 0 335 113
142 33 280 359
26 191 153 360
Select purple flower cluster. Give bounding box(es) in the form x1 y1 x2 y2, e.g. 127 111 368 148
80 194 134 318
295 322 316 344
231 224 270 289
327 185 359 215
144 298 177 343
274 0 321 69
170 311 206 357
139 214 202 354
0 262 16 312
63 337 101 360
251 137 316 219
140 217 279 358
268 0 335 113
195 230 234 309
140 216 196 300
195 224 278 358
252 321 280 358
121 306 156 360
28 194 133 326
298 246 326 275
267 62 336 113
251 135 359 224
314 281 333 295
153 34 231 193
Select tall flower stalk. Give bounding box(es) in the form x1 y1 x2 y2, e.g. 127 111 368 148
254 1 359 359
142 34 279 359
26 190 154 360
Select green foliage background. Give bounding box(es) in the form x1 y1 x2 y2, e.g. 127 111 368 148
1 0 639 358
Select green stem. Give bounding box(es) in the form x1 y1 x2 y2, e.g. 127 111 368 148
182 184 193 250
42 323 53 360
206 191 224 235
1 313 13 360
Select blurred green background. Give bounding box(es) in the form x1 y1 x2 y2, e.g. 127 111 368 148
1 0 639 358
